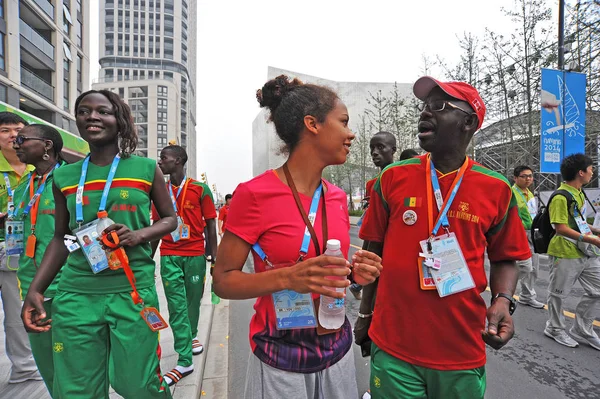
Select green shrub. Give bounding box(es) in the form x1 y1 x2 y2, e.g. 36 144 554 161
349 209 364 217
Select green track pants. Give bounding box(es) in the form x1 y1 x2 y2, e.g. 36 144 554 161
161 255 206 367
51 287 171 399
29 300 54 396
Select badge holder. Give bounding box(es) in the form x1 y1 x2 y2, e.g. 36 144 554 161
170 216 184 242
271 261 318 330
573 212 600 257
73 220 109 274
419 233 475 297
5 220 23 270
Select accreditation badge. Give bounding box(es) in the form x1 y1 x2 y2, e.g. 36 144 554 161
270 262 317 330
419 233 475 297
73 220 109 274
526 197 537 219
5 221 24 257
170 216 183 242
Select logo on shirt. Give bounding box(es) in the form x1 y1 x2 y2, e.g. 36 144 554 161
120 190 129 199
191 275 200 284
44 199 51 206
373 376 381 388
448 202 480 224
53 342 64 353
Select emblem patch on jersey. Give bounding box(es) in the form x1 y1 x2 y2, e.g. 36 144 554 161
402 210 417 225
458 201 470 212
44 199 51 206
373 376 381 388
120 190 129 199
53 342 64 353
403 197 422 207
191 275 200 284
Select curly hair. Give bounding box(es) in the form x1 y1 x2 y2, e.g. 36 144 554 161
74 90 138 157
256 75 339 154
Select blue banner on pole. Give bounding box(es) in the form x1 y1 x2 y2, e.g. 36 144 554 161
540 68 586 174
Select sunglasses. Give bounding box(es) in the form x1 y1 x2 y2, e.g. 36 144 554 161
14 136 48 145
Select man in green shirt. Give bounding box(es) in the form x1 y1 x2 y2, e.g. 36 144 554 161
0 112 40 383
545 153 600 350
511 165 544 309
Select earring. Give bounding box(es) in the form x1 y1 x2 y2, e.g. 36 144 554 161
42 149 50 161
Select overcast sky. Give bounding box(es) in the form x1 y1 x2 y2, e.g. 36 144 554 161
89 0 562 195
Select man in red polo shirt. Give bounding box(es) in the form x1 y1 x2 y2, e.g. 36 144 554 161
151 145 217 387
218 194 232 237
360 77 530 398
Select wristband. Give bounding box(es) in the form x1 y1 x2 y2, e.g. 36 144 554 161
357 312 374 319
578 234 585 242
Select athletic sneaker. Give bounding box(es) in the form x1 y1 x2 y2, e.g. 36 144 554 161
362 391 371 399
517 298 545 309
569 326 600 351
544 327 579 348
192 338 204 355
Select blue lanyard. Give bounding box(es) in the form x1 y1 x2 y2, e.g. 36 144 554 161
76 154 121 224
8 172 30 219
3 172 12 198
167 175 187 213
430 159 464 236
17 164 59 219
252 182 323 265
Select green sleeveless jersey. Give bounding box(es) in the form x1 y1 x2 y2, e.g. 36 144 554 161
53 155 156 294
14 163 64 299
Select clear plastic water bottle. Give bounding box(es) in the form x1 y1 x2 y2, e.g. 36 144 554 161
318 239 346 329
96 210 126 270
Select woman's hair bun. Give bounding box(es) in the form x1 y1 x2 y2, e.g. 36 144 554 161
256 75 303 113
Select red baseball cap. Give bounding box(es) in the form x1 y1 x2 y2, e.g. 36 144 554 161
413 76 486 130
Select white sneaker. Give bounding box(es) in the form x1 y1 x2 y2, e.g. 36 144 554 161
569 326 600 351
362 392 372 399
544 327 579 348
517 298 545 309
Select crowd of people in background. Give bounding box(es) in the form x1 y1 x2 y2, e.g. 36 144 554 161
0 73 597 399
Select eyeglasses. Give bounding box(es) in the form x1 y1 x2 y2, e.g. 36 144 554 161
518 174 533 179
14 136 47 145
418 100 472 115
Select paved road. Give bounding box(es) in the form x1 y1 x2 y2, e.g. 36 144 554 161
229 226 600 398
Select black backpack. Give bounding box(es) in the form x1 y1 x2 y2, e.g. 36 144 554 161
531 190 575 254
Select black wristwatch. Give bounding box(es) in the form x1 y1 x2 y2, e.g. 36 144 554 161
492 293 516 315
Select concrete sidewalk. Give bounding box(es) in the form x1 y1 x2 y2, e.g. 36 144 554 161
0 261 216 399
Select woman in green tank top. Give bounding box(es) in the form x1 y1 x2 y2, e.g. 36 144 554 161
21 90 178 399
13 124 64 396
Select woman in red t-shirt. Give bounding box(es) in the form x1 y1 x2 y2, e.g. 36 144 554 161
213 75 382 398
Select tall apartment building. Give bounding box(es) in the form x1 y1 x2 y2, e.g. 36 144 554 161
0 0 90 132
93 0 197 177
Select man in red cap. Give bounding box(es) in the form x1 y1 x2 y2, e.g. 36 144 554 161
359 77 531 398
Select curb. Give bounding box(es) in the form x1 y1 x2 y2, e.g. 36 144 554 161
171 273 216 399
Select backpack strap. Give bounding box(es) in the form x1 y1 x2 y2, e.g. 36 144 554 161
549 189 580 224
583 189 597 214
